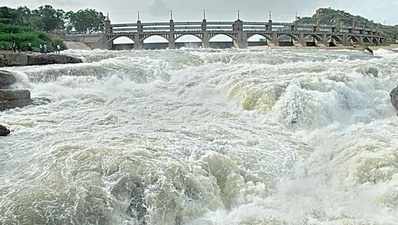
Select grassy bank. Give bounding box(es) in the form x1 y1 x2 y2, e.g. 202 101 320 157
0 23 65 52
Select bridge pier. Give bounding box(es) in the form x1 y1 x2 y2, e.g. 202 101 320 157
358 37 365 46
233 20 248 48
321 34 329 47
201 19 210 48
202 32 210 48
234 32 248 48
299 33 306 46
134 35 143 50
342 34 350 46
168 35 176 49
168 19 176 49
271 33 279 46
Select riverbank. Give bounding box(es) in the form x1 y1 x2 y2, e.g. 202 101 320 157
0 51 82 67
0 70 31 112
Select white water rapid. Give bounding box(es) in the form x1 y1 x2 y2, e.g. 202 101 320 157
1 47 398 225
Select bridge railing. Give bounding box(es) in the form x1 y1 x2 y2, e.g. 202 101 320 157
107 21 382 37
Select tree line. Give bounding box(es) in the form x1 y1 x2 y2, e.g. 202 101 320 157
296 8 397 42
0 5 105 33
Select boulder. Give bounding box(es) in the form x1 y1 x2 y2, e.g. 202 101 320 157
0 89 32 111
0 53 82 67
0 70 17 88
27 54 82 65
390 86 398 112
0 124 10 136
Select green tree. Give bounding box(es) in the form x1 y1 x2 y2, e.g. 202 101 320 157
66 9 105 33
32 5 65 32
15 7 32 26
0 7 19 24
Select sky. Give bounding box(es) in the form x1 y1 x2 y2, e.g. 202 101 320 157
2 0 398 25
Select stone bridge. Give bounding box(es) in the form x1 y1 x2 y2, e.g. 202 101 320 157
65 16 385 50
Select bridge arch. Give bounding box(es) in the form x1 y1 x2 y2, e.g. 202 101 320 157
247 33 272 42
110 36 135 50
141 34 170 49
346 35 360 44
209 33 236 42
112 36 135 44
277 33 299 42
362 36 371 43
277 33 299 46
304 34 322 42
208 33 236 48
372 37 380 45
175 34 203 42
175 34 203 48
142 34 169 43
323 35 344 47
327 35 343 45
109 35 135 43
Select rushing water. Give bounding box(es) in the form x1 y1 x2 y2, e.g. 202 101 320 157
1 47 398 225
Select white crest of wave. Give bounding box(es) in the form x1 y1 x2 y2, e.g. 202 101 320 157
1 48 398 225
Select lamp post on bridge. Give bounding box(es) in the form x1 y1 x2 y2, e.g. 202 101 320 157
169 10 176 49
135 11 144 49
232 10 247 48
202 9 210 48
104 13 112 35
103 13 113 49
267 11 278 46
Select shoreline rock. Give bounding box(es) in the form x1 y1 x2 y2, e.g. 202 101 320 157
391 86 398 113
0 124 10 136
0 70 32 111
0 70 17 88
0 89 32 111
0 52 82 67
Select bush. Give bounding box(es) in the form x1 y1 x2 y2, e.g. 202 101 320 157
0 23 66 52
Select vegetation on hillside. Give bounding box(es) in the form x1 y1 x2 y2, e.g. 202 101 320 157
65 9 105 33
0 5 105 51
296 8 397 42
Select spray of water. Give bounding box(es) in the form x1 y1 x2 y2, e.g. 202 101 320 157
1 47 398 225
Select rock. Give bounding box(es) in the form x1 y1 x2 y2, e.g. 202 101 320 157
364 47 374 55
0 53 82 67
390 86 398 112
0 70 17 88
0 89 30 101
0 124 10 136
27 54 82 65
0 89 32 111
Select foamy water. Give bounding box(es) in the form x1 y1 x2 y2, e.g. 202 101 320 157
1 47 398 225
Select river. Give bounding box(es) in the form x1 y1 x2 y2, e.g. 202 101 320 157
1 47 398 225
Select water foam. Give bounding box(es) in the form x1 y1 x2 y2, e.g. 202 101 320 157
1 48 398 225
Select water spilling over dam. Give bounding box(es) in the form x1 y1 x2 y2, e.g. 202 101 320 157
1 47 398 225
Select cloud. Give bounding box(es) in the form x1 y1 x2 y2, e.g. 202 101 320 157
148 0 170 18
2 0 397 24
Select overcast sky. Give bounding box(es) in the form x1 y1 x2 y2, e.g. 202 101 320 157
2 0 398 25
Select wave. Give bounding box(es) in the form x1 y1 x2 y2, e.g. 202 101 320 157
1 48 398 225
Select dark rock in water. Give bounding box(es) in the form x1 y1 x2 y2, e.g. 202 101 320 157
27 54 82 65
390 86 398 113
0 53 82 67
0 70 17 88
0 124 10 136
32 97 51 106
0 89 32 111
0 89 30 101
364 47 374 55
